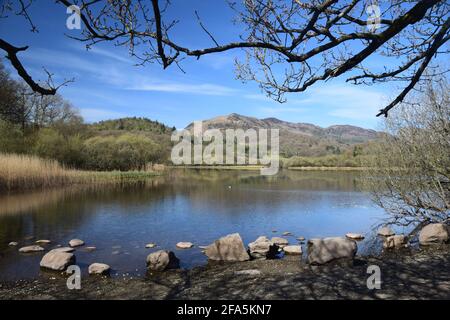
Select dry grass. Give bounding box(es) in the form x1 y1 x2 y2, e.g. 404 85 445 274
0 153 160 192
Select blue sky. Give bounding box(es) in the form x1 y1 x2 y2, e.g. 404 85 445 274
0 0 400 129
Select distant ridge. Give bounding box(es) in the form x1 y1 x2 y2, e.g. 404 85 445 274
187 113 378 157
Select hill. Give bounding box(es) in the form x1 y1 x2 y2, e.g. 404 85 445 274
186 113 378 157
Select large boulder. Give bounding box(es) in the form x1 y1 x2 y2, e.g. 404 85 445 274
419 223 449 245
204 233 250 262
283 245 302 255
270 237 289 248
146 250 180 271
248 236 278 259
383 235 408 249
40 249 75 271
307 237 357 265
377 226 395 237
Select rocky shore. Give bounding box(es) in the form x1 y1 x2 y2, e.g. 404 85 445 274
1 223 449 300
0 245 449 300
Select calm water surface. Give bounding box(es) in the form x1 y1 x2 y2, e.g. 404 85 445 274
0 170 393 281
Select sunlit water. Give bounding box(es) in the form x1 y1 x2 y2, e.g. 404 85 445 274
0 170 394 281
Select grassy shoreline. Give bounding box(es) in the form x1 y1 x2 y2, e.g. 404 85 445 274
0 153 161 192
0 153 368 192
287 166 368 171
170 165 367 171
168 165 264 171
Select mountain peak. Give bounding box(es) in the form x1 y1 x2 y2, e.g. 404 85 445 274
187 114 378 157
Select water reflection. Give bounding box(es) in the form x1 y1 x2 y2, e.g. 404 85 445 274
0 170 387 281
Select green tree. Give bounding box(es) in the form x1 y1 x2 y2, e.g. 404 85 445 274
82 134 164 171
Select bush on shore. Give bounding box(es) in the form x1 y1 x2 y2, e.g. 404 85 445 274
82 134 165 171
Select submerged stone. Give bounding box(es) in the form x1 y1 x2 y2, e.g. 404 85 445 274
18 245 44 253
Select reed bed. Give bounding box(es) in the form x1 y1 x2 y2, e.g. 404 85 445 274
0 153 160 192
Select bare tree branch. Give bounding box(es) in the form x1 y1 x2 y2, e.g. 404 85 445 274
0 38 57 95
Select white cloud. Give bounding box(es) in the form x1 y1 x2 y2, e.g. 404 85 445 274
260 107 306 114
255 83 386 120
80 108 127 123
19 47 241 97
127 82 238 96
317 85 387 120
200 53 234 70
243 94 272 102
84 47 132 64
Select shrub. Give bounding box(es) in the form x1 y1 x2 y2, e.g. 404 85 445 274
82 134 164 171
33 128 84 168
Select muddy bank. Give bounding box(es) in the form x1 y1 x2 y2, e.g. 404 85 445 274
0 245 449 300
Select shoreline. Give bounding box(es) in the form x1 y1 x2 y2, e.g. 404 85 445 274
1 245 449 300
169 165 367 171
287 166 368 171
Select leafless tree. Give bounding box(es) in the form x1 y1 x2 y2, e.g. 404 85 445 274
0 60 80 130
363 77 449 228
0 0 449 117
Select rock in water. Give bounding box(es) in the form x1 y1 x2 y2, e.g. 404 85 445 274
271 237 289 248
8 242 18 246
146 250 180 271
145 243 156 248
204 233 250 261
18 245 44 253
40 250 75 271
419 223 449 245
53 247 75 253
377 226 395 237
282 232 292 236
88 263 111 275
176 242 194 249
36 240 51 245
69 239 85 247
345 233 365 240
383 235 407 249
248 236 278 259
283 245 302 255
307 237 357 265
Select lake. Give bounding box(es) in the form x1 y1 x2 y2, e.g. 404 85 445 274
0 169 391 281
